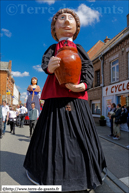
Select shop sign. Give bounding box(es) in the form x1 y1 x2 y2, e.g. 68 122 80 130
103 80 129 96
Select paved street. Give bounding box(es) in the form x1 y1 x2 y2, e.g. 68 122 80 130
96 123 129 179
0 124 129 193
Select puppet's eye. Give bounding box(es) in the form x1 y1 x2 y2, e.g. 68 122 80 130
69 15 74 20
60 15 65 19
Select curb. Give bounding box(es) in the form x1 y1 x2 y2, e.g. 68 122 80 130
103 168 129 193
99 135 129 150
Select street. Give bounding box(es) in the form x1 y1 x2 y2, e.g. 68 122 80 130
0 124 129 193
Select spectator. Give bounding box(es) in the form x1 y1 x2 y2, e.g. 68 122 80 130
19 104 28 128
0 105 2 139
16 105 21 126
120 106 128 124
29 102 39 138
2 100 9 135
124 105 128 113
126 106 129 129
111 104 121 140
108 103 116 137
40 101 43 112
9 106 19 135
120 106 128 131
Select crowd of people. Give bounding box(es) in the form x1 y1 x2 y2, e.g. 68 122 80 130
0 100 42 139
108 103 129 140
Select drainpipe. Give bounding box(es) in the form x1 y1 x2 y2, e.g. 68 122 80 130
99 54 104 116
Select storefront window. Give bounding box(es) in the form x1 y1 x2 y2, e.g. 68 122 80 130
111 59 119 83
118 94 129 106
106 99 112 116
92 101 101 115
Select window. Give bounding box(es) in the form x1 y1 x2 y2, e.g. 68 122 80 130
91 100 101 115
95 70 100 87
111 59 119 82
118 94 129 106
2 95 6 100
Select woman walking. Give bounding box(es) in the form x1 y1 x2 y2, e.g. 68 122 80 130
9 106 19 135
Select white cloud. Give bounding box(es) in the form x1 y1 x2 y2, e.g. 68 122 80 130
11 71 30 77
16 85 21 89
33 65 43 72
48 17 53 22
43 43 46 47
75 4 100 26
20 92 27 99
112 17 117 22
1 28 12 37
35 0 55 5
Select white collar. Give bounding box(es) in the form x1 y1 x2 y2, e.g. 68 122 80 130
59 37 73 42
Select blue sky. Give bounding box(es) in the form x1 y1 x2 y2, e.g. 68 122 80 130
1 0 128 102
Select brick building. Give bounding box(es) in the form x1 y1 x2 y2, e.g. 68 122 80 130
87 14 129 128
87 37 111 122
0 61 20 105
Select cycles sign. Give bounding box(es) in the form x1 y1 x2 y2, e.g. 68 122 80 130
103 80 129 96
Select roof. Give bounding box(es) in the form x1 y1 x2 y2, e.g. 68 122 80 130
0 62 9 70
91 26 129 61
0 61 15 83
87 40 104 59
87 40 104 54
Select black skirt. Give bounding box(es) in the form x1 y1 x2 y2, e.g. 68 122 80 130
23 98 107 192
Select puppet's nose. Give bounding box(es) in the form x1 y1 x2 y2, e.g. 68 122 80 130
64 19 70 25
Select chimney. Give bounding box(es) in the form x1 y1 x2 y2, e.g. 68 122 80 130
104 36 110 43
127 14 129 27
8 60 12 73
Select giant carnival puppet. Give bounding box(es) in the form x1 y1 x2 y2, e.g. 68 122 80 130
26 77 41 114
24 8 107 192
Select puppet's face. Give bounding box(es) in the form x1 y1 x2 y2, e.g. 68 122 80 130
55 13 76 41
31 78 37 85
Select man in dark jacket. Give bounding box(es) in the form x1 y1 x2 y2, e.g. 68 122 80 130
112 104 121 123
111 104 121 139
108 103 116 137
120 106 128 124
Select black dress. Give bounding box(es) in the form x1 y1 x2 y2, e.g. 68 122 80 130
23 43 107 192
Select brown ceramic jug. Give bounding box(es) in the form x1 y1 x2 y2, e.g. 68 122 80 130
55 46 82 87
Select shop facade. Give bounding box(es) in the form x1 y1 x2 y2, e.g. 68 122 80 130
87 14 129 132
103 80 129 131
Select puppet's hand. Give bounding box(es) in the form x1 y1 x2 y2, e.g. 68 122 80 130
48 56 61 73
65 83 86 92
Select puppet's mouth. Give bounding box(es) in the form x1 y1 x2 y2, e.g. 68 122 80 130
63 26 72 30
